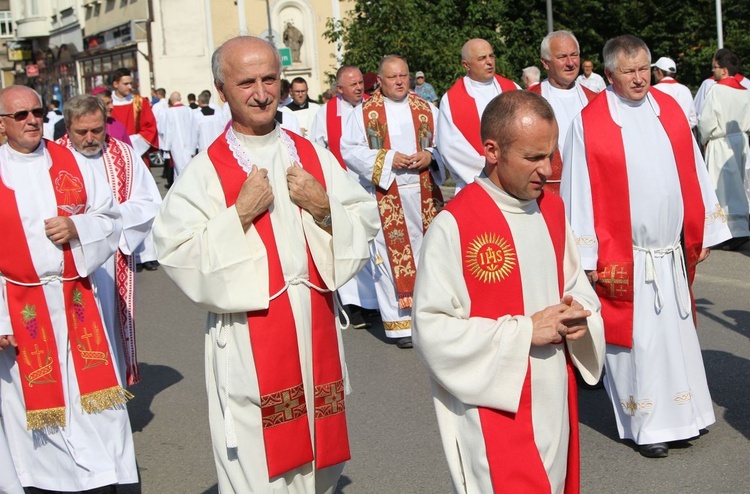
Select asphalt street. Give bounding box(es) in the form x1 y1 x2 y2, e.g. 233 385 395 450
121 172 750 493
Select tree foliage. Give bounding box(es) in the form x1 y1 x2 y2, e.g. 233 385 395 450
324 0 750 94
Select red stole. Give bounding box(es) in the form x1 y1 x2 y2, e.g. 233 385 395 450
581 91 705 348
446 184 579 493
0 140 131 430
362 91 443 309
325 97 346 169
207 129 349 478
717 76 746 89
57 134 140 385
111 95 159 150
528 83 596 196
445 75 519 155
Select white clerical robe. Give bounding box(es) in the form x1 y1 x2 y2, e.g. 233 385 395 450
289 102 321 138
437 76 520 191
653 78 698 128
0 422 23 494
163 104 196 178
341 96 444 337
694 75 750 119
562 89 731 445
575 72 606 93
536 80 590 154
193 108 226 153
72 143 161 384
310 96 379 310
413 176 605 494
152 125 379 493
0 142 137 491
697 83 750 237
152 98 169 150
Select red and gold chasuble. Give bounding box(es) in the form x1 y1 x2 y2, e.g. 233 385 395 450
528 83 597 195
581 90 705 348
362 91 443 309
207 129 349 479
57 135 140 385
0 140 132 430
445 74 519 155
446 184 580 493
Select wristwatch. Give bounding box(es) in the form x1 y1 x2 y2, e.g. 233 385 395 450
315 213 332 228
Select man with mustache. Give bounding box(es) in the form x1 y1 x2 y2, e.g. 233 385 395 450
562 35 731 458
57 94 161 387
152 36 379 492
528 30 597 195
438 38 520 192
0 85 135 492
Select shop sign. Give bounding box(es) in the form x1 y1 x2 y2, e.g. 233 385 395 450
26 65 39 77
7 41 32 61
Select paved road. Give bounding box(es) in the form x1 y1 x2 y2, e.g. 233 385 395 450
122 174 750 493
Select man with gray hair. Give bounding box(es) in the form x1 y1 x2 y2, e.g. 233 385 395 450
153 36 379 492
0 85 135 491
57 94 161 387
529 30 597 195
162 91 196 178
562 35 730 458
651 56 697 128
438 38 520 192
521 65 540 89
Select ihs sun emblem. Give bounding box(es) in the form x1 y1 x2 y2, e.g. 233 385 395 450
465 233 516 283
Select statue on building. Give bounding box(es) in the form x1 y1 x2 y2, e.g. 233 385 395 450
283 22 304 63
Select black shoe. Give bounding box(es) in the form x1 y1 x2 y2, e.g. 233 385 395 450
143 261 159 271
639 442 668 458
136 263 145 272
721 236 749 251
396 337 413 349
346 305 371 329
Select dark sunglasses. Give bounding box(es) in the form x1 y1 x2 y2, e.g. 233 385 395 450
0 108 45 121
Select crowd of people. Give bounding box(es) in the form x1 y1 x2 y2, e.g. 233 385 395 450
0 27 746 494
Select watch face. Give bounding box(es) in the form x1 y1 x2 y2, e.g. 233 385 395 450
317 214 332 227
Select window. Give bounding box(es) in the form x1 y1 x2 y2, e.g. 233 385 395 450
0 11 13 38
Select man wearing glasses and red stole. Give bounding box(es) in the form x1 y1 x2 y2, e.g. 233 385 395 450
0 85 137 493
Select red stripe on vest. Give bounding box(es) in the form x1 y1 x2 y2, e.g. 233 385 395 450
325 98 346 168
581 91 704 348
207 129 349 478
446 75 518 155
445 184 578 493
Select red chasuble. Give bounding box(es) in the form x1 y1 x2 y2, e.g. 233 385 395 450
207 129 350 478
528 83 597 195
0 140 131 430
718 75 747 90
581 91 705 348
445 75 519 155
111 94 159 151
445 184 580 493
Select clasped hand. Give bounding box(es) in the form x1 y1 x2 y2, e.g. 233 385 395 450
530 295 590 346
44 217 78 245
392 150 432 171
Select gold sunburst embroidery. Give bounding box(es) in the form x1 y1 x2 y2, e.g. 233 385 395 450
465 233 516 284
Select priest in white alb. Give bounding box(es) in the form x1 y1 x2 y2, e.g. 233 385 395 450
163 91 197 178
414 90 604 493
437 38 520 192
152 36 379 493
561 35 731 459
697 47 750 250
0 85 137 492
57 94 161 386
341 54 445 349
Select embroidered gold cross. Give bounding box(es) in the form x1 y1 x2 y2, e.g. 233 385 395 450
31 344 44 367
624 395 638 416
80 326 93 351
274 390 300 421
325 388 343 407
599 264 629 297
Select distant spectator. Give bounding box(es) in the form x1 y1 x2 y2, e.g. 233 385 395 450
576 59 606 92
522 65 541 89
414 71 438 103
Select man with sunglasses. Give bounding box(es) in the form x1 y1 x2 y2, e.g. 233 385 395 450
0 85 137 492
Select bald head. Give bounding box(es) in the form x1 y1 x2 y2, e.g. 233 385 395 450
336 65 364 106
0 85 44 154
212 36 281 89
169 91 182 103
0 85 41 114
461 38 496 83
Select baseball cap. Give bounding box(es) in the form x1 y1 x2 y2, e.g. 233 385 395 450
415 71 425 78
651 57 676 73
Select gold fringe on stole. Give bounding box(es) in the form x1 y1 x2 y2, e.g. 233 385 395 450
398 295 413 310
81 385 134 414
372 149 387 186
26 407 66 431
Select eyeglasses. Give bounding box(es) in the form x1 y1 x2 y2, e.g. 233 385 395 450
0 108 45 121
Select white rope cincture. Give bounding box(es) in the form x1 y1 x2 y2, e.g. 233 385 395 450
0 273 80 287
269 276 331 301
633 243 692 317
